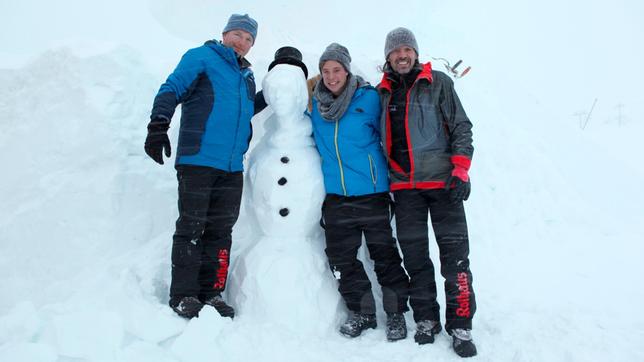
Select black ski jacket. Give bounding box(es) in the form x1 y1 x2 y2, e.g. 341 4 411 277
377 62 473 191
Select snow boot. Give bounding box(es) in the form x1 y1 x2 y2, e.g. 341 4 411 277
339 312 377 337
169 296 204 319
385 312 407 341
203 295 235 318
414 320 442 344
449 328 478 358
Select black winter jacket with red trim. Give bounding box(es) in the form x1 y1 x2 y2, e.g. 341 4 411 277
377 62 473 191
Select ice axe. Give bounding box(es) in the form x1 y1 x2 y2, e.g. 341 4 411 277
432 57 472 78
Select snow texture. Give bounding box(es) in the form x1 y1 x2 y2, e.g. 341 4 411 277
1 1 643 361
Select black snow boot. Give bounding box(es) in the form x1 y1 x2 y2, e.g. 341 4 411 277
449 328 478 358
414 320 442 344
169 296 204 319
339 312 377 337
385 312 407 341
203 295 235 318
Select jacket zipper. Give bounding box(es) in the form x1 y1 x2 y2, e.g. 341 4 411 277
368 154 377 192
334 120 347 196
404 81 416 187
231 67 243 171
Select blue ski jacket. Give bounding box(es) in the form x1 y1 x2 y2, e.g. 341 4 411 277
150 40 255 172
311 85 390 196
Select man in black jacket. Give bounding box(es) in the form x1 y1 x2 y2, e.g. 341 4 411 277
377 27 477 358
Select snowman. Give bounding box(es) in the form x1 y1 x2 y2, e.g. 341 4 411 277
234 63 341 334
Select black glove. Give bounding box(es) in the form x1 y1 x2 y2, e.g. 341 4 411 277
444 175 471 203
144 119 171 164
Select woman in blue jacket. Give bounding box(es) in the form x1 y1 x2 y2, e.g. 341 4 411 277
311 43 409 341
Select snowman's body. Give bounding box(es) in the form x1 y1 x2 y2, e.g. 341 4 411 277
236 65 340 334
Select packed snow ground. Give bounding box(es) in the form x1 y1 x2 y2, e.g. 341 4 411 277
1 1 643 361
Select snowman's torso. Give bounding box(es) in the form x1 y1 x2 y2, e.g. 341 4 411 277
248 139 325 237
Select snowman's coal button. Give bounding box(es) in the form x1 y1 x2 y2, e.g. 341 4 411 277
278 177 287 185
280 156 289 164
279 208 289 217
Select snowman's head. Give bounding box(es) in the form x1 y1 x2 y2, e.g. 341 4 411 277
262 64 308 117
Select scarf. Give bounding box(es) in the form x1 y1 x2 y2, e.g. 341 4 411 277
314 74 367 122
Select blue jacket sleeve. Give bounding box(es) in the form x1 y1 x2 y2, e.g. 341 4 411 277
150 48 204 122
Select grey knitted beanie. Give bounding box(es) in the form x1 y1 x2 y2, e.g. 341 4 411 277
384 27 418 58
319 43 351 72
223 14 258 43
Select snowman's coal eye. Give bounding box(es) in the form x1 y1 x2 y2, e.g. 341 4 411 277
280 156 290 164
279 208 290 217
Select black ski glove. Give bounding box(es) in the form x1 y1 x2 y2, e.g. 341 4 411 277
444 175 471 203
144 118 171 164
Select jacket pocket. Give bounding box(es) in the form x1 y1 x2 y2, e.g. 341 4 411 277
244 72 256 101
177 129 203 156
414 150 452 181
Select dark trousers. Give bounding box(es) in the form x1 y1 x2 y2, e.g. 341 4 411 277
393 189 476 331
170 165 243 300
322 193 409 314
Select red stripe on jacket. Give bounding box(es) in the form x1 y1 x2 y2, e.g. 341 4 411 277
379 63 436 189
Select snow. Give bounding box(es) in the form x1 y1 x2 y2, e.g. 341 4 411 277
1 1 644 361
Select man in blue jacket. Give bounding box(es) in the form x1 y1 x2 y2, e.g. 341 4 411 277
144 13 258 319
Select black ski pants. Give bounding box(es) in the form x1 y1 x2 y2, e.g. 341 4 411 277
170 165 243 301
393 189 476 331
322 193 409 314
